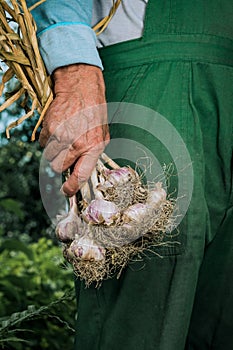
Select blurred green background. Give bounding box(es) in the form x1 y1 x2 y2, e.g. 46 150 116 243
0 70 77 349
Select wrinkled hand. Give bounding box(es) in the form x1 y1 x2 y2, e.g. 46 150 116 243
40 64 110 196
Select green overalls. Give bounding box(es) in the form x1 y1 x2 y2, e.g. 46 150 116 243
74 1 233 349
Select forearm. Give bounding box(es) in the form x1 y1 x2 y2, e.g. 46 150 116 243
26 0 103 74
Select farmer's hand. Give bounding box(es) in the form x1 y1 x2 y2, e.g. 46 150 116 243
40 64 109 196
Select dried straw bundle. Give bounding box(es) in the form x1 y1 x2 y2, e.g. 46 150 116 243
0 0 53 140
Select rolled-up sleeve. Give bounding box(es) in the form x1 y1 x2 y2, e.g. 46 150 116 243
26 0 103 74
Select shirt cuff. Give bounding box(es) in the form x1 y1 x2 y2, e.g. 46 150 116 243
37 23 103 74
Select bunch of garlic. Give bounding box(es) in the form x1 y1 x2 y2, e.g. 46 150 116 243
56 154 172 279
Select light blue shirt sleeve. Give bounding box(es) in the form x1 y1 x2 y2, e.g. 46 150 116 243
26 0 103 74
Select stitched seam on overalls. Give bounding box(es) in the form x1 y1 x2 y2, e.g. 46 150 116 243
119 64 152 102
143 32 233 44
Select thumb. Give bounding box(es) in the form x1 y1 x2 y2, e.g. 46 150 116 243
61 151 100 197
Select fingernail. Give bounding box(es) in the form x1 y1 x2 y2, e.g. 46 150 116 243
60 184 73 197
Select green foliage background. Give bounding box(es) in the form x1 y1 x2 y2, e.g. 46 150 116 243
0 73 77 349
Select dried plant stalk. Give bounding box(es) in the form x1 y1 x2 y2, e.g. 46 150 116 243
93 0 122 35
0 0 53 140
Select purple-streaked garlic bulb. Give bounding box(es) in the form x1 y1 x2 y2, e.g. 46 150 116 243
82 199 120 225
147 182 167 207
99 167 137 189
122 203 149 224
69 236 105 261
56 195 81 242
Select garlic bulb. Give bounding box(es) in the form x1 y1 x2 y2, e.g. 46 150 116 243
82 199 120 225
99 167 136 189
122 203 149 224
56 196 81 242
147 182 167 207
69 236 105 261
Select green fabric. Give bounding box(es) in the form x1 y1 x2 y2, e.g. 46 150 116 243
74 1 233 349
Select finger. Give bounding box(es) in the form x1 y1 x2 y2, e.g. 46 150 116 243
53 126 106 171
42 119 77 162
39 123 51 148
43 138 68 162
104 125 110 143
61 151 100 196
46 123 110 176
39 118 63 147
50 139 106 174
50 148 69 173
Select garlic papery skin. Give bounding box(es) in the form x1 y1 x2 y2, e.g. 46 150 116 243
70 236 105 261
82 199 120 225
101 167 137 188
122 203 149 224
147 182 167 207
56 196 81 242
56 212 80 242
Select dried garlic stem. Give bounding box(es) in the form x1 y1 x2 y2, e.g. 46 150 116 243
93 0 122 35
6 99 37 138
101 153 120 169
0 87 25 113
96 158 107 172
80 181 92 203
31 92 53 141
69 195 79 214
0 0 52 139
0 68 14 96
28 0 46 12
91 167 104 199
